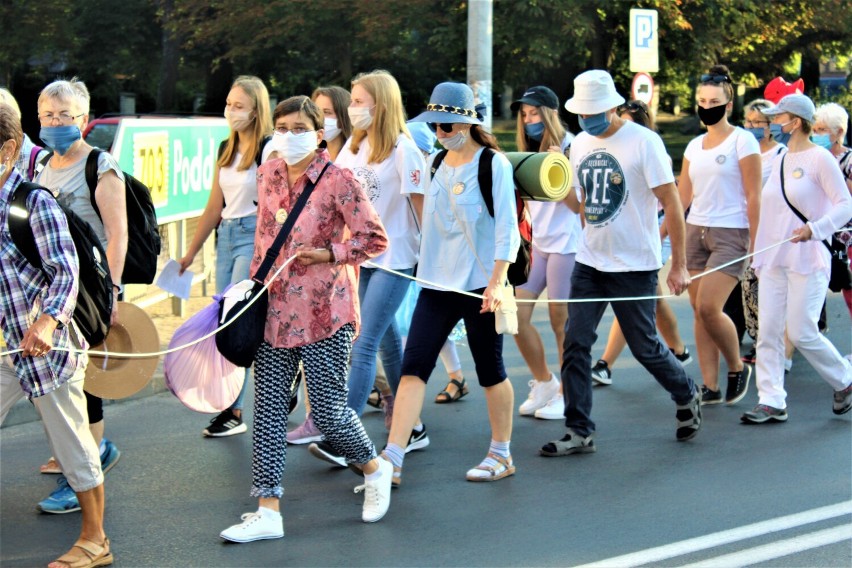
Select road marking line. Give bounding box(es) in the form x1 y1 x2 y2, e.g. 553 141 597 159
574 500 852 568
679 524 852 568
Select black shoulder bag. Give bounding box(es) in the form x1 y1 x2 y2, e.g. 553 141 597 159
779 156 852 292
215 163 330 367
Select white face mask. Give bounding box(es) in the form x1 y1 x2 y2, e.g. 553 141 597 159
348 106 373 130
323 118 341 142
270 131 317 165
224 108 253 132
440 130 468 152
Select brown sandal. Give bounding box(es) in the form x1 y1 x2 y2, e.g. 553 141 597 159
49 537 113 568
40 456 62 474
435 377 469 404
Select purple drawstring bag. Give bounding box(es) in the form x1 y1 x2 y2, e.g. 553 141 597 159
164 293 245 413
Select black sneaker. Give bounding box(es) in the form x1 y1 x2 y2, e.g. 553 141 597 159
670 347 693 366
725 366 751 405
700 385 723 406
308 441 347 468
203 409 247 437
405 425 430 454
675 390 702 441
741 347 756 364
591 360 612 386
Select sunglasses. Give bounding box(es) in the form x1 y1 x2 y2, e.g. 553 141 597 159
617 102 648 116
427 123 454 133
700 73 731 84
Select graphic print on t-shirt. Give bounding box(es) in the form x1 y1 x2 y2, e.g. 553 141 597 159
352 166 381 203
578 151 626 226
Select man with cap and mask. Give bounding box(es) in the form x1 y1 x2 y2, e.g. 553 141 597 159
539 70 701 457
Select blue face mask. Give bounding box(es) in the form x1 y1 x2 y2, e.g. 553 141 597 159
769 122 792 146
578 112 610 136
524 121 545 141
39 125 82 155
746 127 765 142
810 133 832 149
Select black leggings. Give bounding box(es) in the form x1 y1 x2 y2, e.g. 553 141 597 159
85 391 103 423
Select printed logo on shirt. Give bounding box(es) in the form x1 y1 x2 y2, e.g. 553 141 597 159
352 166 381 203
409 169 421 186
578 151 627 226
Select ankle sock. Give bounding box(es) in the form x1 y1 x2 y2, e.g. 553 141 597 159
413 423 424 433
383 443 405 469
477 440 511 470
364 465 383 483
98 438 106 453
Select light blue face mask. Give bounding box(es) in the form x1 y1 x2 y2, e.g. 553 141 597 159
746 127 765 142
810 133 832 149
39 125 82 155
524 121 545 141
578 112 610 136
769 122 792 146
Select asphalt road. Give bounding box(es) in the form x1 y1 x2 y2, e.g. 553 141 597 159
1 293 850 567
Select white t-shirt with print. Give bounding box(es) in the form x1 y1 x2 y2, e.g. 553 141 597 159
335 134 426 269
527 132 581 255
684 127 760 228
571 120 674 272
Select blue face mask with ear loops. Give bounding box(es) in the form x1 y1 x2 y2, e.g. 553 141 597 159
578 112 610 136
809 134 832 149
524 122 545 141
39 125 82 155
746 127 765 142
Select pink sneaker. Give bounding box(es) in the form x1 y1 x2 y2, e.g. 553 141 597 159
287 414 323 444
381 394 395 431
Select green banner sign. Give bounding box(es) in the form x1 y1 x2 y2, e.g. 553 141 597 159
111 118 230 224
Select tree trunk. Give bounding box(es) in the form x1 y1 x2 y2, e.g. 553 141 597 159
156 0 179 112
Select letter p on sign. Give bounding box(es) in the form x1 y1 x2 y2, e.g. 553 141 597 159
629 9 659 73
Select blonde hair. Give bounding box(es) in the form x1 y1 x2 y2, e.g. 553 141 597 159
515 105 567 152
0 88 21 118
348 70 410 164
38 77 90 116
218 75 273 171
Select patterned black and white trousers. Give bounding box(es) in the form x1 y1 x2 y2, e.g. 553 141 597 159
251 323 376 498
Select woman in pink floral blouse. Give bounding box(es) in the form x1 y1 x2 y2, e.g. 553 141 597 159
219 96 393 544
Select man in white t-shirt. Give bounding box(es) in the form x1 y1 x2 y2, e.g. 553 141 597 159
539 70 701 457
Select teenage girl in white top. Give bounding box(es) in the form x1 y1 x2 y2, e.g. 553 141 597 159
678 65 761 407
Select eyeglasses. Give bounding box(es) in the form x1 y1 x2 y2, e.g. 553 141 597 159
38 111 85 125
274 126 314 135
699 74 731 84
427 123 454 133
617 102 648 116
743 119 769 128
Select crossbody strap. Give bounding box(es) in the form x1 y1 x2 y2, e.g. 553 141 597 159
779 156 831 253
253 162 330 283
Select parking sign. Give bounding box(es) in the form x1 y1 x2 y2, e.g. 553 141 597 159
630 9 659 73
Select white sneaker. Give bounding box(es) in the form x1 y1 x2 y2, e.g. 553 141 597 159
518 373 561 415
355 458 393 523
534 393 565 420
220 509 284 543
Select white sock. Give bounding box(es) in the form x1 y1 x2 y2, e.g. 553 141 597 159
413 423 424 433
98 438 106 453
364 466 383 483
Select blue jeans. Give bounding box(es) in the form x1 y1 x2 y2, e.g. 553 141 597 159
346 266 413 415
562 262 696 436
216 215 257 412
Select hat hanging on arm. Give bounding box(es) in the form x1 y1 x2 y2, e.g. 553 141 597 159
85 302 161 400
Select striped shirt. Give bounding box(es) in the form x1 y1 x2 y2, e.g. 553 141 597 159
0 168 88 398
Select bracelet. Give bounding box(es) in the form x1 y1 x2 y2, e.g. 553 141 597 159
113 284 123 294
328 248 336 264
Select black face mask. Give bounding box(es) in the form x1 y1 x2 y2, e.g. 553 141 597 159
697 103 727 126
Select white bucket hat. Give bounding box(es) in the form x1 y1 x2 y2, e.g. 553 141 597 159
564 70 625 115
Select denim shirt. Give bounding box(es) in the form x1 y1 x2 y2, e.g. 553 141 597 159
418 148 520 292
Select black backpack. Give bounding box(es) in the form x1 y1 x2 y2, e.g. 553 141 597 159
9 182 114 346
430 148 532 286
37 149 162 284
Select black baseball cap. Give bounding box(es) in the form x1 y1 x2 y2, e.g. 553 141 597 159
511 86 559 111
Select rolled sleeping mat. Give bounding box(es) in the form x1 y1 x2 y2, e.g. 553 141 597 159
506 151 572 201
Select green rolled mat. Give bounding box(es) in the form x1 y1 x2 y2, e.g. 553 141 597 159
506 152 573 201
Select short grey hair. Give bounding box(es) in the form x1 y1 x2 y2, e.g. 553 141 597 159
814 102 848 137
744 98 773 118
38 77 90 116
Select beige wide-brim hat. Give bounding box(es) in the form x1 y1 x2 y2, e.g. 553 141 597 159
85 302 160 400
564 69 626 115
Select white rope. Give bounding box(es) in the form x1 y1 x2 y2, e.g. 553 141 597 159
0 255 298 359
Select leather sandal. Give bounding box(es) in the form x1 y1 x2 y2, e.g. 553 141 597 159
49 537 113 568
40 456 62 474
466 453 516 482
434 377 469 404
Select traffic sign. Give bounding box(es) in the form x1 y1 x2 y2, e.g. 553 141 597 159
630 9 659 73
631 72 655 105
